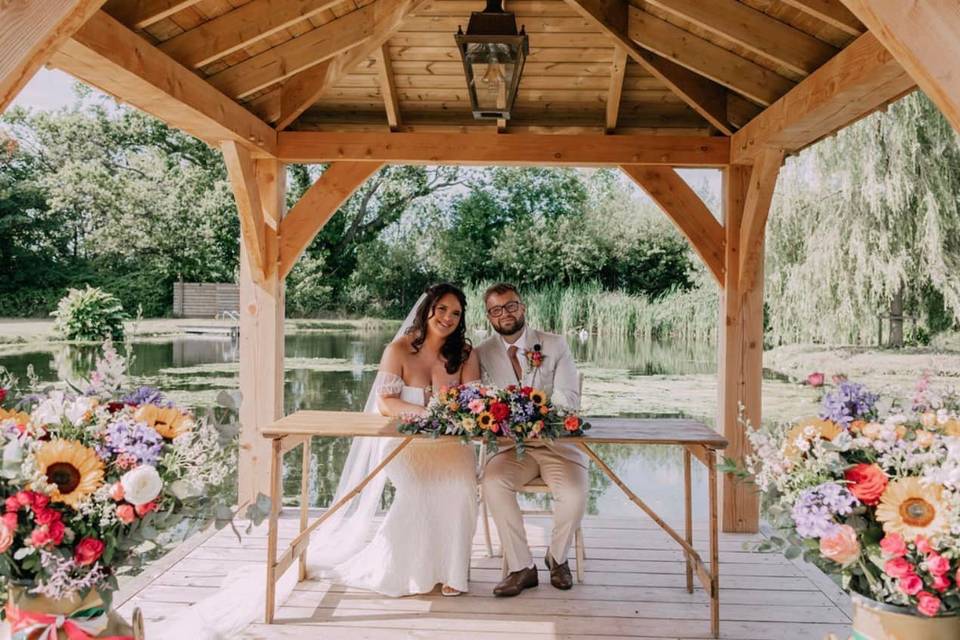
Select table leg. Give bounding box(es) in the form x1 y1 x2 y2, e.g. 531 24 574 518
708 450 719 638
265 437 283 624
683 447 693 594
299 437 311 581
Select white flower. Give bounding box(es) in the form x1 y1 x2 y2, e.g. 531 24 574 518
121 465 163 505
31 390 67 426
64 397 95 426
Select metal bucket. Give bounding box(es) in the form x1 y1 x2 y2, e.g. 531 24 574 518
851 592 960 640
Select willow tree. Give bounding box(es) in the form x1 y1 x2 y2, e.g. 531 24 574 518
766 93 960 346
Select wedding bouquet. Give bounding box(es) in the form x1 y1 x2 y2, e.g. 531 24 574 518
744 377 960 617
397 383 590 455
0 341 238 616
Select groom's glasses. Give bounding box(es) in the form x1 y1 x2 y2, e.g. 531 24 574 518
486 301 522 318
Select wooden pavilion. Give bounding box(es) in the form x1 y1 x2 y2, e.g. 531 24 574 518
3 0 958 542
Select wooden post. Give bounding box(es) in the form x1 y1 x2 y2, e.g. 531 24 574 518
235 156 286 505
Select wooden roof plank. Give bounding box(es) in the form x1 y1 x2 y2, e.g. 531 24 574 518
564 0 733 135
627 6 794 106
103 0 204 30
0 0 107 113
158 0 344 69
730 32 915 164
781 0 864 37
643 0 836 76
49 11 277 156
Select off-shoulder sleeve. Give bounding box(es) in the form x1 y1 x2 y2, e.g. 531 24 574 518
373 371 404 397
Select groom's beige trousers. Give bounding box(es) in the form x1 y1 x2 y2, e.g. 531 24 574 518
482 445 589 573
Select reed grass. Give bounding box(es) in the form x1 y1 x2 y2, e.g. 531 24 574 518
464 281 718 341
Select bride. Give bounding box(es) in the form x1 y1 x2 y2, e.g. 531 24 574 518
334 282 480 596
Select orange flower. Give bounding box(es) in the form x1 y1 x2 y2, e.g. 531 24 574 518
136 404 191 439
564 416 581 432
844 463 888 505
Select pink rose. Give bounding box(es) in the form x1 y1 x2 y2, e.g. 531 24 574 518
31 494 49 510
819 524 860 566
2 513 17 531
925 553 951 576
884 557 914 578
915 536 935 555
4 496 19 513
898 574 923 596
15 492 32 507
74 538 105 566
880 533 907 558
931 574 951 592
30 527 52 547
48 521 64 545
32 507 60 527
806 372 825 387
917 592 941 617
0 522 12 554
109 483 125 502
116 504 136 524
467 399 485 414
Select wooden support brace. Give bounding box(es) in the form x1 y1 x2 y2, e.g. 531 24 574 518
739 147 784 292
223 141 270 284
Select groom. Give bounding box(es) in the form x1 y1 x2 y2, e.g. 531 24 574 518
476 283 588 597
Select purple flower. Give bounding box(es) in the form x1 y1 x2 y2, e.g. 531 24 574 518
791 482 859 538
121 386 172 407
103 415 164 465
819 380 878 427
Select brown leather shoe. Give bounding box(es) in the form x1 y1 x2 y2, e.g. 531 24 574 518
544 553 573 590
493 565 539 597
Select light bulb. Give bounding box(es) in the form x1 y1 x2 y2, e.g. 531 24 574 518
480 61 506 88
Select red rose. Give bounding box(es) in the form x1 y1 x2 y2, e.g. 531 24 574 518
48 521 65 545
31 494 49 510
564 416 581 432
844 464 887 505
489 402 510 422
0 388 6 402
520 386 533 396
107 402 125 413
74 538 105 566
33 507 60 526
135 501 157 517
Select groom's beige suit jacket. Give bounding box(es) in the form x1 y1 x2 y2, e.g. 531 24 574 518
475 328 588 468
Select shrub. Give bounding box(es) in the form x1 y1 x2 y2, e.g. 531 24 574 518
51 286 128 341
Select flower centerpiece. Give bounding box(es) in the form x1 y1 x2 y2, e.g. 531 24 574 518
0 341 241 639
397 383 589 456
743 377 960 638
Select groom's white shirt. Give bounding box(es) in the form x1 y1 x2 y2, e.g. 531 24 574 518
476 327 587 467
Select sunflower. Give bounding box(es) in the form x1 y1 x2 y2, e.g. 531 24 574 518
783 417 842 461
135 404 191 439
875 477 951 539
942 418 960 437
529 389 547 406
0 407 31 427
33 440 104 507
477 412 495 431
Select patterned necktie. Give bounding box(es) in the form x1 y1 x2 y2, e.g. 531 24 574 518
507 345 523 381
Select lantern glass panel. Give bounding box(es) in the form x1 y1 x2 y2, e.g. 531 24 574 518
465 42 518 112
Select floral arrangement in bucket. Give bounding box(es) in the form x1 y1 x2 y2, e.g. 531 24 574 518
0 341 262 638
742 376 960 624
397 383 589 456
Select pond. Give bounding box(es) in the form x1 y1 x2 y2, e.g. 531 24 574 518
0 329 814 523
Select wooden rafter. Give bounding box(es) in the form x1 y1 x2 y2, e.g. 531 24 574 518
738 147 784 291
0 0 107 113
619 165 724 284
270 0 429 130
627 6 794 106
103 0 203 30
840 0 960 134
563 0 735 136
158 0 342 69
782 0 864 37
278 162 384 279
605 47 629 132
276 131 729 166
222 141 270 284
643 0 836 76
730 32 915 164
50 11 277 156
375 45 401 131
207 5 375 100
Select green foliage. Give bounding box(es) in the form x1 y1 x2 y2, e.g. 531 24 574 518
51 285 128 341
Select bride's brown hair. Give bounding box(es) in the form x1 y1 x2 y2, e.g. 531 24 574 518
407 283 471 374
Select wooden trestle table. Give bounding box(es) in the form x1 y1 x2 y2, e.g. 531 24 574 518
260 412 728 637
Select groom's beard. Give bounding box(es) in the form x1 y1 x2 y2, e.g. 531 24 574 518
492 315 525 337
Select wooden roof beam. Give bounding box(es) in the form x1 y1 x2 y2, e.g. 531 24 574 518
276 131 729 166
103 0 203 30
605 47 629 132
730 32 915 164
158 0 343 69
643 0 836 76
782 0 864 37
564 0 735 136
0 0 106 113
375 45 401 131
49 11 277 156
840 0 960 135
627 6 794 106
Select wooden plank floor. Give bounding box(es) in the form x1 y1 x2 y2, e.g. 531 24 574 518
115 514 851 640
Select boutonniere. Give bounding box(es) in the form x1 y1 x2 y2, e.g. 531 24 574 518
524 343 545 369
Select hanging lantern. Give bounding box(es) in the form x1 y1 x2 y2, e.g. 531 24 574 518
454 0 528 120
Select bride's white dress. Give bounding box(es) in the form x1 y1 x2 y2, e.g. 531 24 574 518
333 384 478 596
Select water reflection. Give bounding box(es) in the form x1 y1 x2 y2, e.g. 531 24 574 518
0 331 714 521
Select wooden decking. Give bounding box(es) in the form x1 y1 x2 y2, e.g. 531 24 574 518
116 514 851 640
